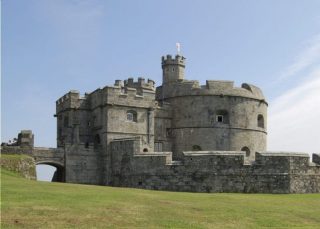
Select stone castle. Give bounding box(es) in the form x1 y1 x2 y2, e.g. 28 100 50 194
2 54 319 193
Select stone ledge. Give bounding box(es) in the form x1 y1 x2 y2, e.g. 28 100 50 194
134 152 172 157
256 151 310 157
183 151 245 156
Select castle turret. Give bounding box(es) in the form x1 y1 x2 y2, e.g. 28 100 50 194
162 55 186 84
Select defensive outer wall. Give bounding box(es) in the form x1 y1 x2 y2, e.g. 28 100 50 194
110 138 320 193
2 137 320 193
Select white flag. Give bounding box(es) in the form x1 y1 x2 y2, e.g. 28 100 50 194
176 42 181 54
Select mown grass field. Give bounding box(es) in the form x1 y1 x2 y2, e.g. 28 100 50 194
1 169 320 229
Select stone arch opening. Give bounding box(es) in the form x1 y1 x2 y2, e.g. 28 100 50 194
241 147 250 157
36 162 65 182
257 114 264 128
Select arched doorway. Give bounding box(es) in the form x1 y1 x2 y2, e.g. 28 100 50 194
241 147 251 157
36 162 65 182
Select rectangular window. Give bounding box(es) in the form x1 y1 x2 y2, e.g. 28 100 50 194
216 115 223 123
154 142 163 152
64 116 69 127
166 128 172 137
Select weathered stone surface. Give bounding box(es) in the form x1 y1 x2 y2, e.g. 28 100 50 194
109 139 320 193
0 154 36 180
2 54 319 193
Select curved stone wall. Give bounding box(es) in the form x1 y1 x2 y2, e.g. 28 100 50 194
166 94 267 159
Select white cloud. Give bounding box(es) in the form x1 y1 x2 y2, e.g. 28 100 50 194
278 34 320 81
269 32 320 157
268 70 320 155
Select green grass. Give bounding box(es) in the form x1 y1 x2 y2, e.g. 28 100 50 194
1 169 320 229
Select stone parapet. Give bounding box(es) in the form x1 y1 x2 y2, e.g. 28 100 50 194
109 139 320 193
157 80 266 102
56 90 89 113
161 55 185 67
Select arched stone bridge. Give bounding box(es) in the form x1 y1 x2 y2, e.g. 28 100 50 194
32 147 64 167
32 147 65 182
1 146 66 182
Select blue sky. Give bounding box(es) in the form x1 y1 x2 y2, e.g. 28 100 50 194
2 0 320 162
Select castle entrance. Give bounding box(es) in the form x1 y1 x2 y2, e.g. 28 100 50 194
36 162 65 182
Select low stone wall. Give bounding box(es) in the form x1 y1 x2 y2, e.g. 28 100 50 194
0 154 36 180
1 146 65 166
2 142 319 193
1 146 33 155
110 139 320 193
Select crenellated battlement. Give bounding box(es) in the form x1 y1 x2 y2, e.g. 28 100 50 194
106 83 155 101
56 90 80 105
157 79 266 101
109 137 319 193
56 90 86 113
162 55 186 66
118 77 155 90
111 137 319 169
60 80 156 111
159 54 265 101
162 54 186 84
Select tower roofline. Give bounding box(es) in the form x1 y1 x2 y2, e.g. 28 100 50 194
161 54 186 66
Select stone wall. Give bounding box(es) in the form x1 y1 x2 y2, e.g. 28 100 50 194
64 143 103 185
0 153 37 180
1 146 33 155
155 81 267 160
110 139 320 193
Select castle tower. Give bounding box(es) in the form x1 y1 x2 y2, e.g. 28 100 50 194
162 55 186 84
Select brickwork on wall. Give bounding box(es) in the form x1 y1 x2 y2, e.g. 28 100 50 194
109 139 320 193
2 132 319 193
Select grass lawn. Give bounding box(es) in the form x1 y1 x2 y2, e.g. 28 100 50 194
1 169 320 228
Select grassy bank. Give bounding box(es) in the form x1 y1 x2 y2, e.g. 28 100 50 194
0 154 36 179
1 169 320 228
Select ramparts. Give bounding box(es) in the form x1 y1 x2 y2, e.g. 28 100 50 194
56 90 89 113
162 55 186 67
110 138 320 193
157 79 266 102
56 78 156 114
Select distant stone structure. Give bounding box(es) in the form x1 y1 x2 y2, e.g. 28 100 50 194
2 54 319 193
17 130 34 148
1 130 65 182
